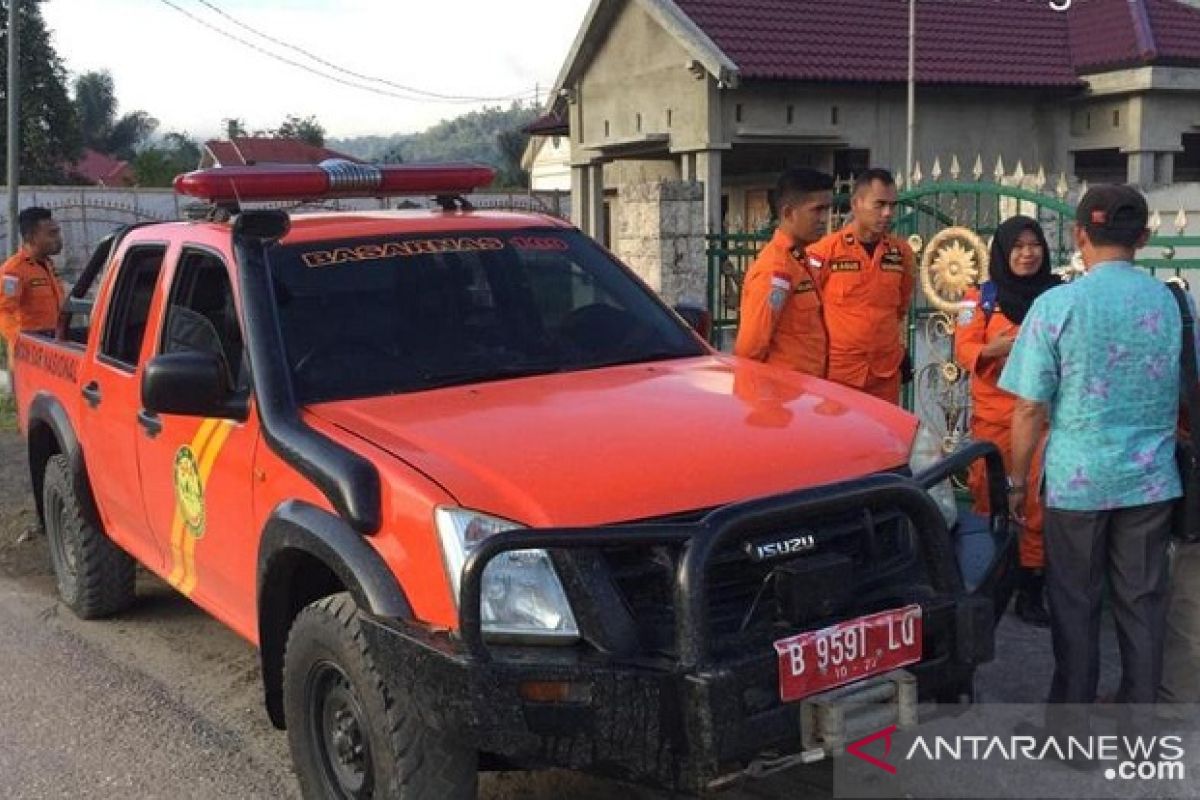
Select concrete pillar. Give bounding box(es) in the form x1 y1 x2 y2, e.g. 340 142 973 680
571 165 589 230
586 163 605 243
1156 152 1175 186
694 150 723 234
1127 151 1156 188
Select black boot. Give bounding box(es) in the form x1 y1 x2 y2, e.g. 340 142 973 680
1015 568 1051 628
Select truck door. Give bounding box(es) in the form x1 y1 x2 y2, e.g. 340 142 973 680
135 246 258 635
77 243 170 570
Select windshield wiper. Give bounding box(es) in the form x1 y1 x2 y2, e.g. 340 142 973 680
418 359 564 390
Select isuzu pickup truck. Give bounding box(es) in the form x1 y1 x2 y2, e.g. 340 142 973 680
12 161 1013 798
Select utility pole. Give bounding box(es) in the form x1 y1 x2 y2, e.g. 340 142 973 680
6 0 18 253
906 0 915 183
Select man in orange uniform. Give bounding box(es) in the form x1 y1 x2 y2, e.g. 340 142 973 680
734 168 834 376
0 207 65 352
955 216 1060 627
807 169 914 403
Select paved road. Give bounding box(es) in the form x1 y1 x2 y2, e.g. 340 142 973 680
0 427 1124 799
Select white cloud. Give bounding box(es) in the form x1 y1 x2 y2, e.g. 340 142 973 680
42 0 589 138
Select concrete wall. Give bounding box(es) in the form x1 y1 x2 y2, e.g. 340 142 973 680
571 0 710 163
612 180 706 306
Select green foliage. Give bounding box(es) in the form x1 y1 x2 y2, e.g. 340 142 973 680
329 102 538 188
131 131 201 187
72 71 158 162
222 117 247 138
274 114 324 147
0 0 81 183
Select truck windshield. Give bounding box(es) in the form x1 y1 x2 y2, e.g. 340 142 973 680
269 229 707 403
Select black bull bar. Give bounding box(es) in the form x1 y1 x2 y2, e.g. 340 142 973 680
460 441 1009 665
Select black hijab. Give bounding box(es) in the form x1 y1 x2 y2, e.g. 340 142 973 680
988 215 1060 325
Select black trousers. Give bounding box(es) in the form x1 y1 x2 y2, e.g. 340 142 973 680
1043 501 1172 704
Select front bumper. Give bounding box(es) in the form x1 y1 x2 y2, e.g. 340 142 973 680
362 442 1015 792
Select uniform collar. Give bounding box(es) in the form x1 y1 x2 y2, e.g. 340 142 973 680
771 228 805 260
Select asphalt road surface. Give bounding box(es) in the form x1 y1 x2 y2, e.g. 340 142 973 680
0 426 1120 799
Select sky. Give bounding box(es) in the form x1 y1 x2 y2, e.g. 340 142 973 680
41 0 592 141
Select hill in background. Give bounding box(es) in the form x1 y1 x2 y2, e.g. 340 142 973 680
328 103 539 187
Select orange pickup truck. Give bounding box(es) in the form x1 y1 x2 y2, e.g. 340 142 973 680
12 162 1014 798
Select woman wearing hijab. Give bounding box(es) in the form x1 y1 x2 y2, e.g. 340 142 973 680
955 215 1061 627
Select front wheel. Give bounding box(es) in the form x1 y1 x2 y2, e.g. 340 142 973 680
283 592 478 800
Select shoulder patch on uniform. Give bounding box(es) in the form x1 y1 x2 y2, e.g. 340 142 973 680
770 272 791 290
807 256 823 270
2 275 18 297
769 286 788 311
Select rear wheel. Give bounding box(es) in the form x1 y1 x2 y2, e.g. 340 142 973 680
283 592 478 799
42 454 136 618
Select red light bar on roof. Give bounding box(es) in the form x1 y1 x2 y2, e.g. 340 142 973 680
173 160 496 204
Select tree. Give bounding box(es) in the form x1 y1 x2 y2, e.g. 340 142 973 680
222 117 247 138
0 0 81 183
131 131 201 187
275 114 324 147
495 127 530 189
71 70 157 161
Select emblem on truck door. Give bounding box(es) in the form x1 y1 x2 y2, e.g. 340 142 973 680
743 533 817 563
173 446 206 538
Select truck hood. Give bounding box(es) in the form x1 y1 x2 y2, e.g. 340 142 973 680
309 356 917 527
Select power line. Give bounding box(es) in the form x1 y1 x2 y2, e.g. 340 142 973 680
156 0 539 106
192 0 537 103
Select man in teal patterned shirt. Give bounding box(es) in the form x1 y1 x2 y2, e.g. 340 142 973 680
1000 185 1177 706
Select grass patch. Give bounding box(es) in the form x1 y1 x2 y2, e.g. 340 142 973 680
0 389 14 432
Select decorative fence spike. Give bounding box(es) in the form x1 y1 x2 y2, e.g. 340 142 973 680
1014 161 1026 183
1150 210 1163 235
1056 172 1069 199
1175 209 1189 235
972 154 984 181
931 156 943 181
1035 166 1047 192
993 155 1006 182
896 171 906 191
950 154 961 181
1079 179 1089 198
911 161 924 186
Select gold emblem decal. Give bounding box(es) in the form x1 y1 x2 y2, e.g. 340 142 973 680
174 446 206 539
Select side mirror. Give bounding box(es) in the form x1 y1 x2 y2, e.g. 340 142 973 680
674 302 713 342
142 351 246 419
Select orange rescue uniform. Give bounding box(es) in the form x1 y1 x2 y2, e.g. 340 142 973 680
954 286 1045 568
807 227 914 403
0 249 64 350
734 229 827 377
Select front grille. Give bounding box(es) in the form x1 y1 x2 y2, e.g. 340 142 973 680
599 507 918 656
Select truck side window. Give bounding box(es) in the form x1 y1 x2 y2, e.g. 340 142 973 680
161 249 244 386
99 246 166 369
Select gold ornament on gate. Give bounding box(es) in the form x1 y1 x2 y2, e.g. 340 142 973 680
919 226 990 313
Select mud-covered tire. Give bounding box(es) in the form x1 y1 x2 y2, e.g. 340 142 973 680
42 454 136 619
283 592 478 800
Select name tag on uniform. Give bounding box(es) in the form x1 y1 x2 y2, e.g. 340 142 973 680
881 248 905 271
2 275 17 297
28 278 48 288
830 259 861 273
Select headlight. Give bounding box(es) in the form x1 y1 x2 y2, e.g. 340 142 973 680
435 507 579 642
908 423 959 529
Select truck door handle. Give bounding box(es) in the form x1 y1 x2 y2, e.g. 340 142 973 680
137 409 162 438
81 381 102 408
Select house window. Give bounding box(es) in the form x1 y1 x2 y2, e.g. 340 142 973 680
1113 109 1120 128
834 148 870 181
1074 148 1129 183
787 105 795 125
736 104 744 123
636 112 642 132
831 106 839 125
666 108 673 127
604 120 610 137
1178 134 1200 182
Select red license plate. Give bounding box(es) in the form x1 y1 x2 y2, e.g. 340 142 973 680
773 605 923 703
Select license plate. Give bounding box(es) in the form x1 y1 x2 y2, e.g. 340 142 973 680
774 605 923 703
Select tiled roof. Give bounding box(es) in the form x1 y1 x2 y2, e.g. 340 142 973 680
203 137 363 167
524 110 569 135
670 0 1200 86
67 148 133 186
